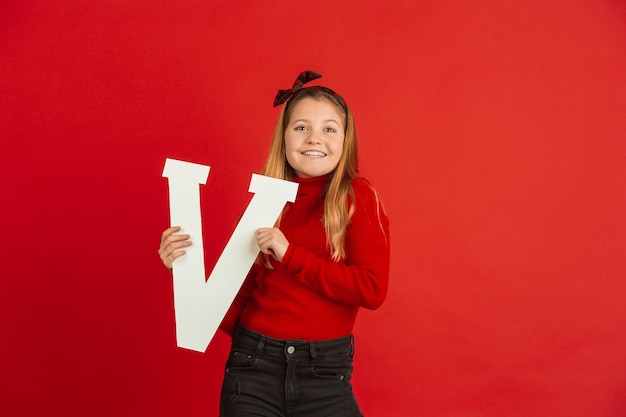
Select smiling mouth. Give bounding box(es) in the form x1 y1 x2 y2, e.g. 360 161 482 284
301 150 326 157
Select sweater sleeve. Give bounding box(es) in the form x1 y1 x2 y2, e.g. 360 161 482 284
281 178 390 310
219 263 262 336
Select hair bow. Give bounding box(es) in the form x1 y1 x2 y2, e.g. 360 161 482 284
273 70 322 107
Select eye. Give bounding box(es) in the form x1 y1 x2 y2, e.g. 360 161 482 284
324 127 336 133
294 125 308 132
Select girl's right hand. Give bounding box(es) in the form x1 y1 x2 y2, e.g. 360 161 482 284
158 226 192 269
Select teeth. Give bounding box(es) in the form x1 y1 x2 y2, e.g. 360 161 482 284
302 151 326 157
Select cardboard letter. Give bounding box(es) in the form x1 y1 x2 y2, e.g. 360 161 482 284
162 158 298 352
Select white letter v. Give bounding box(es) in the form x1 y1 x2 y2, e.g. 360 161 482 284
162 158 298 352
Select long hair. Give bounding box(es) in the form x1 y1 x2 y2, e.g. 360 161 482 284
262 87 359 261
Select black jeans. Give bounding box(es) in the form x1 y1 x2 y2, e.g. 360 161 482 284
220 326 364 417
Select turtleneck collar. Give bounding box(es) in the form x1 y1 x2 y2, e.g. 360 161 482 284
291 174 330 197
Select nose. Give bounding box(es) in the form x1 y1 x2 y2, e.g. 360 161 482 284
305 129 322 144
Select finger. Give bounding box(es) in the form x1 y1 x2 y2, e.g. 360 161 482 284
162 247 189 268
256 227 273 237
160 239 192 257
259 244 274 256
256 233 272 249
159 238 191 259
171 250 187 260
167 240 193 252
161 226 182 241
161 227 192 247
164 233 191 246
162 235 191 253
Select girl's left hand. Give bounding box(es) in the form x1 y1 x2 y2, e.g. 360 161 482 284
256 227 289 262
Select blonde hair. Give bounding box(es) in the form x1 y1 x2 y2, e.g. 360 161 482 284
262 87 358 261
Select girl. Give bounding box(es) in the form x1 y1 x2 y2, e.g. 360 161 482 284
159 71 390 417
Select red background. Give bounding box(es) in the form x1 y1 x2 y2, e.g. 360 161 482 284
1 1 625 416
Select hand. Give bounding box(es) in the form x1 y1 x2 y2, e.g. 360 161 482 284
158 226 192 269
256 227 289 262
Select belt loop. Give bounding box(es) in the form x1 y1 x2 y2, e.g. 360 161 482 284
309 341 317 359
256 336 266 356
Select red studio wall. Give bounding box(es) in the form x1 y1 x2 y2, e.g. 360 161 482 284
1 1 625 416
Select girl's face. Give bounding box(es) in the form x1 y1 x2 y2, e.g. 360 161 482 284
284 97 345 178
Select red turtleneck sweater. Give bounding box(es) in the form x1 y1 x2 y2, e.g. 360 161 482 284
220 174 390 341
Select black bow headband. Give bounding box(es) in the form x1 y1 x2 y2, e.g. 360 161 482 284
273 70 346 109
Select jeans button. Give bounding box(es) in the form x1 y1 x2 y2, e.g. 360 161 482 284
287 346 295 354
